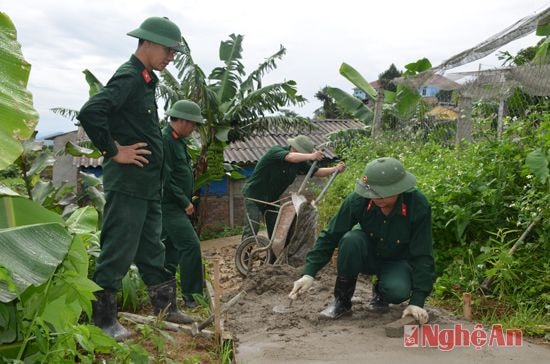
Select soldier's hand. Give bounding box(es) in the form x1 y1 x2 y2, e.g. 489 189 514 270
288 275 314 300
402 304 429 324
335 162 346 173
112 142 151 167
185 203 194 215
310 150 324 161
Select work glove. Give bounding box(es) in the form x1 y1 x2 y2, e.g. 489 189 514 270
288 275 314 300
402 304 429 324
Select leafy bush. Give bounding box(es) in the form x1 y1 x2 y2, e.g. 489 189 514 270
318 110 550 333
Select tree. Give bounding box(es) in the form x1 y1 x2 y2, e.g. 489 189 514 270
378 64 401 92
313 86 354 119
159 34 311 188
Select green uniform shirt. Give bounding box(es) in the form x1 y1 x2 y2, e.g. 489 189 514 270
242 146 317 202
162 125 193 209
304 190 435 306
77 55 163 200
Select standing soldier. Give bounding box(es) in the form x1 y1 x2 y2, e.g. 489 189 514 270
77 16 193 340
289 157 434 324
161 100 205 309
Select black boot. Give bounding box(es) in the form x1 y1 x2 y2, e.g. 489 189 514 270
367 281 389 313
320 276 357 319
148 279 195 324
92 289 131 341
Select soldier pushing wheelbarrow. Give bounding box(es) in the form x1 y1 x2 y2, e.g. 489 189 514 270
235 135 345 275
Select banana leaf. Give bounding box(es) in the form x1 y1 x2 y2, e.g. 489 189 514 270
0 196 63 229
525 149 549 184
325 87 372 123
83 69 104 97
0 13 39 170
65 206 98 235
339 63 377 100
0 223 72 302
395 85 422 118
65 141 102 158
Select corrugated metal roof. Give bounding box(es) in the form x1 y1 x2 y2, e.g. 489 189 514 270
73 156 104 168
70 119 365 167
224 119 365 164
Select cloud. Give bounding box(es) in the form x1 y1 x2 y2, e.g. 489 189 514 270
3 0 548 137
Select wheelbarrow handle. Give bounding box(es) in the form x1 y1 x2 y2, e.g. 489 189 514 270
314 169 339 205
297 160 318 195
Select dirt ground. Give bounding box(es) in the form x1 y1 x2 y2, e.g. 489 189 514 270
201 236 550 364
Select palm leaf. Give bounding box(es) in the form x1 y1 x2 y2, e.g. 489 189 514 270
210 34 245 103
0 13 39 170
241 115 313 136
50 107 79 121
228 82 305 121
241 45 286 94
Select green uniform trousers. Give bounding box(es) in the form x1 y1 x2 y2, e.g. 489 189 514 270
241 198 279 240
337 230 413 304
162 205 204 298
94 191 170 290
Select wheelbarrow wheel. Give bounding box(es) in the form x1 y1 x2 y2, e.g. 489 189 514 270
235 235 273 276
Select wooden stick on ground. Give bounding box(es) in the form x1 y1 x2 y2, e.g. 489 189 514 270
463 292 473 321
119 312 213 338
479 218 539 294
213 257 221 338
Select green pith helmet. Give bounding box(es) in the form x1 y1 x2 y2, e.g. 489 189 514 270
127 16 184 52
166 100 205 124
287 135 315 153
354 157 416 199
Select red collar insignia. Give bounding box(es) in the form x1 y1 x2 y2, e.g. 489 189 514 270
141 69 152 83
171 130 179 139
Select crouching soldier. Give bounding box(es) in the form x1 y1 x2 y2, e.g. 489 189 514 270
288 157 435 324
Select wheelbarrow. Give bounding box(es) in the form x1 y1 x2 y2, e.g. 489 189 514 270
234 161 339 276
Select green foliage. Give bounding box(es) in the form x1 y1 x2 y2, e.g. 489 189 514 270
0 12 39 170
313 86 355 120
199 225 243 240
378 64 401 92
318 111 550 334
120 265 147 312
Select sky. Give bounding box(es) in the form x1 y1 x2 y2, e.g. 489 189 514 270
3 0 549 138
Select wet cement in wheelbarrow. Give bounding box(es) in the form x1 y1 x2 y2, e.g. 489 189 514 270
221 264 550 363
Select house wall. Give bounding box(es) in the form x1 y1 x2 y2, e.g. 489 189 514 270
419 85 440 97
199 174 325 230
51 131 78 187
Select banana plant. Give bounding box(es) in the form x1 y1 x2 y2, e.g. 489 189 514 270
159 33 311 185
0 12 39 170
326 58 433 126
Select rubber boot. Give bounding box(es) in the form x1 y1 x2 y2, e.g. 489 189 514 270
148 279 194 324
320 276 357 319
366 281 390 313
92 289 131 341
